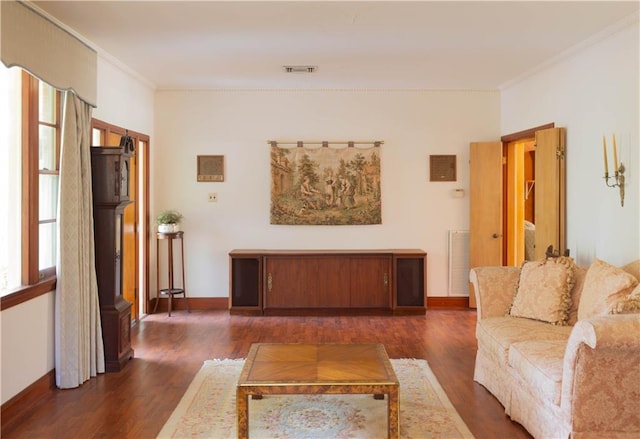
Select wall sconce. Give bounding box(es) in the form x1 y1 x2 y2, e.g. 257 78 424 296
602 134 625 207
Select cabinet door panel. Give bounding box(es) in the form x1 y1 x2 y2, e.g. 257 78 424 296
315 258 350 307
395 257 425 307
349 256 391 307
266 257 351 308
231 257 260 308
265 257 312 308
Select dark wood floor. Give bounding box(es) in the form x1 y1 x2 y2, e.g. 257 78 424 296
2 309 531 438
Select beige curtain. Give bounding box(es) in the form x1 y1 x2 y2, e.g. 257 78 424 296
55 91 105 388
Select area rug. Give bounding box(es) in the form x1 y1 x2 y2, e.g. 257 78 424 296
157 358 474 438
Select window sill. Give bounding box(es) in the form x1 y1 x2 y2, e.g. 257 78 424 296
0 277 56 311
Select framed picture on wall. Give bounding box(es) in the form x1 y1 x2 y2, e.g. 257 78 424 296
429 155 456 182
197 155 225 182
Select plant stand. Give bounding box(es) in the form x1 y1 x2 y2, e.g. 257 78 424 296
154 231 190 316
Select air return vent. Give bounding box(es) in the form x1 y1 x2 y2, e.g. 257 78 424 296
283 65 317 73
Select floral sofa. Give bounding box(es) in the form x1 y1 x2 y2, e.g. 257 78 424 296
470 257 640 439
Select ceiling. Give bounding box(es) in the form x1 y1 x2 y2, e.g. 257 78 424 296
32 1 639 90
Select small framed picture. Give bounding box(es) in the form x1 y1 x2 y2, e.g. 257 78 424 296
429 155 456 182
197 155 225 182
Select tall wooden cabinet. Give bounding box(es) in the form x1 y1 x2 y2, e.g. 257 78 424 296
229 249 426 316
91 146 134 372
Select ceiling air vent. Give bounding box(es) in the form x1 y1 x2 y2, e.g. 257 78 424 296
283 65 317 73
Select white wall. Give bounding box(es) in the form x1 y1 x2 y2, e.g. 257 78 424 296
93 55 155 134
0 293 55 404
0 57 154 404
501 18 639 267
153 89 500 298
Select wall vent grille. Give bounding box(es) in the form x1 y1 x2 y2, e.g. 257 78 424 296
448 230 470 296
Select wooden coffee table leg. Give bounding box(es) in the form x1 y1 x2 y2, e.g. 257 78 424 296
236 387 249 439
387 386 399 439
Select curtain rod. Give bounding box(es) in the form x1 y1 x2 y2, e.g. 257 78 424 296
268 140 384 147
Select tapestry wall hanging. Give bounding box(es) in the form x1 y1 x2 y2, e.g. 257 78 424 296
270 141 383 225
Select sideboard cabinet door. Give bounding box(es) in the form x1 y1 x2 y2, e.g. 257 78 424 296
394 253 426 310
229 252 262 315
264 256 350 309
349 256 391 308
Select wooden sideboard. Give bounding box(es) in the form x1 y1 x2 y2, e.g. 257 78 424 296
229 249 427 316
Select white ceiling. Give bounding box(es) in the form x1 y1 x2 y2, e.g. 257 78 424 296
32 1 640 90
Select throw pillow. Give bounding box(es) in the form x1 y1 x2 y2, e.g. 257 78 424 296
509 257 575 325
567 265 587 325
622 260 640 281
577 259 639 320
608 284 640 315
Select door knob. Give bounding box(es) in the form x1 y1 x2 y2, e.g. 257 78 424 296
492 233 501 238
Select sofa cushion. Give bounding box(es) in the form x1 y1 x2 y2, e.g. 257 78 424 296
509 257 575 325
476 317 572 366
578 259 639 320
509 340 566 406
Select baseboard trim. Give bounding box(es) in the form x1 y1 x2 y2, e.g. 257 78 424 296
1 369 56 433
149 296 228 313
263 308 396 317
427 296 470 309
151 297 471 312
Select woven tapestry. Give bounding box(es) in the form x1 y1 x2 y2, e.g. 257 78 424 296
270 144 381 225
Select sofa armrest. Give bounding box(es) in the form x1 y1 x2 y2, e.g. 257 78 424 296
561 314 640 435
469 266 520 320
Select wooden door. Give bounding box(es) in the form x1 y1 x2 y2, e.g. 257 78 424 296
122 152 138 320
349 256 391 308
534 127 566 259
469 142 503 308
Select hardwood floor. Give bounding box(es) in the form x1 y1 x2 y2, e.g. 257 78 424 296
2 309 531 438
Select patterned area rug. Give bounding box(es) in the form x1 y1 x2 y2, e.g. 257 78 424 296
157 358 474 438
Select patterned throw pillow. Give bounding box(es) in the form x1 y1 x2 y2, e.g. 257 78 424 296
608 284 640 315
567 265 587 325
509 257 575 326
577 259 639 320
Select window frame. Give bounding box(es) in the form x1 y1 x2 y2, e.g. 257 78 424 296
0 71 61 310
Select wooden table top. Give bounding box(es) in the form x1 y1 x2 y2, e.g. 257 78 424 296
237 343 398 387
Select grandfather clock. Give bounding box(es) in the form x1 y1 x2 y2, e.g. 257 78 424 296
91 144 134 372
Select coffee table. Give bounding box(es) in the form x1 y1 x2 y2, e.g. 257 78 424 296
236 343 399 439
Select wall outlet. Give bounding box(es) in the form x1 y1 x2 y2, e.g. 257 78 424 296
208 193 218 202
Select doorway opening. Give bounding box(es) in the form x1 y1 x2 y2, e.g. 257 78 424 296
469 123 566 308
91 119 150 323
501 122 567 266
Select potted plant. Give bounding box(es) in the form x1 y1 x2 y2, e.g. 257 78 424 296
156 209 183 233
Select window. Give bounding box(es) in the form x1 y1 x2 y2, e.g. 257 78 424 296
36 77 61 274
0 65 21 293
0 66 61 300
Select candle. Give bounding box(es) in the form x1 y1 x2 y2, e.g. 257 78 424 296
613 134 619 171
603 135 608 175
